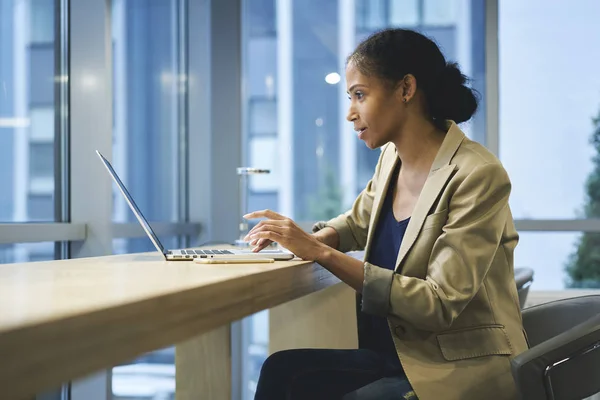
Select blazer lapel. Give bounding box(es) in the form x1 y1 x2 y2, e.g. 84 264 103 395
394 164 456 271
364 154 399 261
394 121 465 272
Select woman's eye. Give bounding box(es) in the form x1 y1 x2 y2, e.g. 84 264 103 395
347 91 364 101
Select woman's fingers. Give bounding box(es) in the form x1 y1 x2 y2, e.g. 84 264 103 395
244 209 285 221
252 238 273 252
245 223 287 241
246 219 287 238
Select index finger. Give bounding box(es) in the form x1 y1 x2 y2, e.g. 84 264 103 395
243 209 285 220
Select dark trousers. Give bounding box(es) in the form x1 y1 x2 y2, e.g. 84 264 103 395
254 348 417 400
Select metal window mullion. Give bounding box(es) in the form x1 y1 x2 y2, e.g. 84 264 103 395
0 223 86 244
514 219 600 233
54 0 70 262
68 0 114 397
111 222 201 239
178 0 190 248
485 0 499 156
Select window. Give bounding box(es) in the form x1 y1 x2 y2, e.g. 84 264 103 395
357 0 387 30
250 99 277 135
111 0 184 231
249 136 279 192
112 347 175 400
243 0 485 221
0 0 56 225
514 232 599 290
29 142 54 179
423 0 456 26
499 1 600 220
112 234 181 400
357 0 457 30
0 242 56 264
30 0 55 42
112 237 181 255
499 0 600 290
110 0 186 398
389 0 419 27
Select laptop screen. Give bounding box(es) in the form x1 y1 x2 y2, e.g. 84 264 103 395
96 151 166 255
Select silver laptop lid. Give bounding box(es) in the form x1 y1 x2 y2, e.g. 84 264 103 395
96 150 167 256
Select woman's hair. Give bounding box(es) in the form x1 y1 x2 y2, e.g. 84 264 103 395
348 28 478 125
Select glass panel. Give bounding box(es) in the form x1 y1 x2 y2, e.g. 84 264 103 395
30 0 54 42
249 136 279 192
423 0 457 26
515 232 600 290
250 100 277 135
29 108 54 140
112 236 181 255
111 0 182 224
112 347 175 400
110 0 184 395
112 236 180 400
499 0 600 219
29 142 54 179
246 0 276 36
0 0 56 223
389 0 419 27
112 235 180 400
0 242 55 264
27 194 53 221
243 0 485 220
243 310 269 397
356 0 386 31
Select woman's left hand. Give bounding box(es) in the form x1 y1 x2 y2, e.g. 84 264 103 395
243 209 326 261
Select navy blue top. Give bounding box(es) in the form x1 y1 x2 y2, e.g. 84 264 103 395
362 162 409 358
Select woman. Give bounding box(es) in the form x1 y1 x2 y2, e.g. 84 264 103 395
244 28 528 400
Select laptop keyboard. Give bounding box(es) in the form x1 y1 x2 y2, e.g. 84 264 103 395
180 249 234 255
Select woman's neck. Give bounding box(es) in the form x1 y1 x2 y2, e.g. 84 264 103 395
392 119 446 173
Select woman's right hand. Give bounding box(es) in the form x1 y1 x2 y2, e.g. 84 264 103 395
249 226 339 252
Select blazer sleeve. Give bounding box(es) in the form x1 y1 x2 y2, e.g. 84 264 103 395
313 144 389 253
361 162 512 332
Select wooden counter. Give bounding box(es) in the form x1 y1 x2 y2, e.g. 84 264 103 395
0 251 358 399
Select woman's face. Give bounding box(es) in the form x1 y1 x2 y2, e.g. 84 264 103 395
345 61 405 149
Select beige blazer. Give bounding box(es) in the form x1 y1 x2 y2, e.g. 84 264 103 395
322 121 528 400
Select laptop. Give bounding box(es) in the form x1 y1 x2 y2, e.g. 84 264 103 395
96 150 295 261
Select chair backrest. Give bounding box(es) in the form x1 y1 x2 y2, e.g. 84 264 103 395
522 295 600 347
514 267 534 309
513 295 600 400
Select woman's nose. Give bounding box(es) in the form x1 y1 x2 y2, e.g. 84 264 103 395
346 107 357 122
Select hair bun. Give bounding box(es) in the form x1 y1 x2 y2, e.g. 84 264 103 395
428 62 478 124
440 62 467 87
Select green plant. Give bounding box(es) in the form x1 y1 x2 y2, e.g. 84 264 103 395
565 108 600 288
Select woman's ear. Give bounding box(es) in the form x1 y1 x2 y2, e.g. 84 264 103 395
398 74 417 103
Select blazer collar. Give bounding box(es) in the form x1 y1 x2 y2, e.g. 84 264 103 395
393 120 465 271
429 120 465 172
363 120 466 269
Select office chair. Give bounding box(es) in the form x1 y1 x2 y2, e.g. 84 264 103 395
511 295 600 400
514 267 534 308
